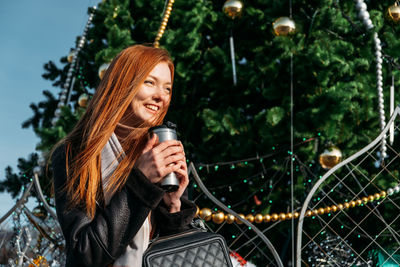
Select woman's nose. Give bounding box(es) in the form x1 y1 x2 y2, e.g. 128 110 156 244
152 86 167 100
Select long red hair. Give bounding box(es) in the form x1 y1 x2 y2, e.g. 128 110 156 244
56 45 174 218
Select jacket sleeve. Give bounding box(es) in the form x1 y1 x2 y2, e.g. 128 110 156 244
154 189 197 236
51 145 165 267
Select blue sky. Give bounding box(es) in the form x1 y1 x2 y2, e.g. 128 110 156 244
0 1 99 216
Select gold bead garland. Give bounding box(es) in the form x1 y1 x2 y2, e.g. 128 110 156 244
245 214 255 223
199 207 212 221
225 213 235 224
254 213 263 223
212 211 225 224
235 214 245 224
197 189 393 224
154 0 175 48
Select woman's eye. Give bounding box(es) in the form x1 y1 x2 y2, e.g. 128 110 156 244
165 88 171 93
144 80 154 85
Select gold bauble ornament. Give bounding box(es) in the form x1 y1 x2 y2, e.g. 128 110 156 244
222 0 244 19
294 212 300 219
350 200 356 208
362 197 369 204
264 214 271 222
279 213 286 221
286 213 293 220
235 213 245 224
331 205 337 212
271 213 279 221
212 211 225 224
319 145 342 169
98 63 110 80
78 93 89 108
380 191 387 198
225 214 235 224
254 214 264 223
67 50 75 63
370 195 377 202
344 202 350 209
245 214 255 223
306 210 312 217
388 3 400 23
199 208 212 221
272 17 296 36
324 206 331 214
337 203 344 210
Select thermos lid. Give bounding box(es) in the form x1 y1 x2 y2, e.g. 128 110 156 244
149 121 177 132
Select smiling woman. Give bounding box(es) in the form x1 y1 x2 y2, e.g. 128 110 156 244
50 45 196 267
120 62 173 128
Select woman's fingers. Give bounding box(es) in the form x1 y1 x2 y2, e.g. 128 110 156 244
174 166 188 186
137 139 187 184
163 145 184 156
164 154 185 167
173 161 188 180
142 134 158 154
163 161 182 176
153 140 181 154
162 161 189 212
153 142 185 167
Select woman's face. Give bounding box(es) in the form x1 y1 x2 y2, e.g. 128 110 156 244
126 62 172 126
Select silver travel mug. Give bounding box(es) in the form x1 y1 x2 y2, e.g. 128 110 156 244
149 122 180 192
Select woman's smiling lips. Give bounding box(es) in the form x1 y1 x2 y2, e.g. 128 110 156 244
145 104 160 113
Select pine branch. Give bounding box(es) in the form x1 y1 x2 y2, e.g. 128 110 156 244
383 53 400 70
333 1 363 34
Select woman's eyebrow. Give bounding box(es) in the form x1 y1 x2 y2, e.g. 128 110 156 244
148 75 172 85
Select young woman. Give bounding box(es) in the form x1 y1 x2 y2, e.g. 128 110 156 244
51 45 196 267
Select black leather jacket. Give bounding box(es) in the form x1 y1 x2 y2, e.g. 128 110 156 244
51 145 196 267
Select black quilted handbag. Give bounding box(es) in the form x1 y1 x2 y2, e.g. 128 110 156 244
142 229 233 267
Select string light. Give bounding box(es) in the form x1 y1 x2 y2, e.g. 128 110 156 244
196 136 318 171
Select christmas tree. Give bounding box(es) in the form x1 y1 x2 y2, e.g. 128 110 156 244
1 0 400 265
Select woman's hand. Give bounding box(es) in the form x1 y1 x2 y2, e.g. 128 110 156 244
135 134 189 213
162 160 189 213
135 134 185 185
